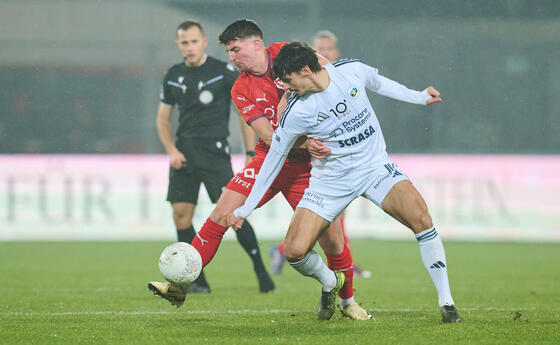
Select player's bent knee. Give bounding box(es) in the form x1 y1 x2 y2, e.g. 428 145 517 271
283 238 309 262
284 247 307 262
412 212 433 232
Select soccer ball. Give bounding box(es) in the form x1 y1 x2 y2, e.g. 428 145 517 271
158 242 202 286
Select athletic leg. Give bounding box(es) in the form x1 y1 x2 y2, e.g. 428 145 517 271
166 160 211 292
171 202 210 292
190 189 249 266
192 158 279 267
202 153 274 293
380 179 462 322
281 168 363 316
235 221 275 292
284 208 345 320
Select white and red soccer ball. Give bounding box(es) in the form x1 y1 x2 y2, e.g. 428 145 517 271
158 242 202 286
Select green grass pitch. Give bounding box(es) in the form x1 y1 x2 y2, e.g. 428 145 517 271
1 240 558 344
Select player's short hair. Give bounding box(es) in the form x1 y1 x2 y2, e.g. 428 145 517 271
273 42 322 81
176 21 204 35
313 30 338 44
218 19 263 45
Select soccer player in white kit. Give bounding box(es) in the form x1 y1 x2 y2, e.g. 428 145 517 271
228 42 463 323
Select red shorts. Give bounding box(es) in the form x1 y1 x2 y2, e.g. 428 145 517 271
225 155 311 210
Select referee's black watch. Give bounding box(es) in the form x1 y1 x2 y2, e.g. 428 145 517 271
245 150 255 157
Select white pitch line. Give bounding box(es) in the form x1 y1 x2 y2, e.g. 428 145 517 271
0 309 296 317
0 307 550 318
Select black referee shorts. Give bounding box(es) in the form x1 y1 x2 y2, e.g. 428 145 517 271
167 137 234 204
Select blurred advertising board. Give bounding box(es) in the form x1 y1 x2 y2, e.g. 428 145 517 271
1 154 558 242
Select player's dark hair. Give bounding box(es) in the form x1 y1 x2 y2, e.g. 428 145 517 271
176 21 203 35
218 19 263 45
273 42 322 81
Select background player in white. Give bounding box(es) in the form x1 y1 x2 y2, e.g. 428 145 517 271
229 42 463 323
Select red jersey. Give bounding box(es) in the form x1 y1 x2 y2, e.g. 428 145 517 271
231 42 309 163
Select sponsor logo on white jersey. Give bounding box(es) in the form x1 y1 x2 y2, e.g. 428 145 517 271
337 125 375 148
348 85 359 98
317 112 329 124
328 128 343 138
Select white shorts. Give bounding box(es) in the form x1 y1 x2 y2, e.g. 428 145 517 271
297 161 408 223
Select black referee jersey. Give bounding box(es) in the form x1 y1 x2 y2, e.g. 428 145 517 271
160 56 239 139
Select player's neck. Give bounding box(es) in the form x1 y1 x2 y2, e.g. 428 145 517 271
249 51 269 75
185 54 208 67
313 69 331 93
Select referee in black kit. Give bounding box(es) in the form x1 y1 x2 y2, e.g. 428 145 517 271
156 21 274 293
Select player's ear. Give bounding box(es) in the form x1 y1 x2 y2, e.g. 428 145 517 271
253 37 264 50
203 36 208 48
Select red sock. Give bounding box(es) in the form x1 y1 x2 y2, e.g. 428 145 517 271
340 216 356 267
191 218 227 267
277 241 285 256
325 245 354 299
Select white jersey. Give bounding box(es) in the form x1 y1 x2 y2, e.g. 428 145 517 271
234 59 430 218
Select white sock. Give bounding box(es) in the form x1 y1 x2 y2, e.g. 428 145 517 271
289 250 337 291
340 296 355 308
416 227 455 307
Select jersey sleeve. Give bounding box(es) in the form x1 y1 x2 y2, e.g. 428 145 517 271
160 69 175 106
231 85 264 124
356 62 430 105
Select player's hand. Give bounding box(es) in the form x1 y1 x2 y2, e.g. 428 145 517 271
306 138 331 159
227 212 245 230
425 86 442 105
170 151 187 170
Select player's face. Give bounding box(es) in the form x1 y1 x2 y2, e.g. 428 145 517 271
224 37 260 72
313 37 340 61
281 70 312 96
176 27 208 67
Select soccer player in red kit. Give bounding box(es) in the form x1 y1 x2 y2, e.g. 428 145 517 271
148 19 371 320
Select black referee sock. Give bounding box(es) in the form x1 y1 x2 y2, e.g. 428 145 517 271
176 226 209 288
236 221 267 274
176 226 197 243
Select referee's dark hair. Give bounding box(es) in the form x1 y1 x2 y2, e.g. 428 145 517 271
218 19 263 45
176 21 203 35
273 42 322 81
